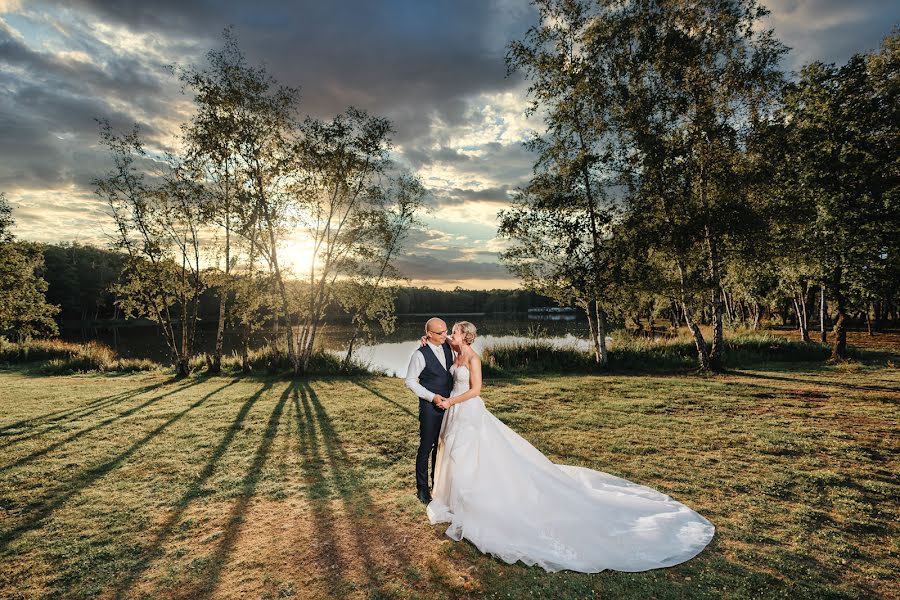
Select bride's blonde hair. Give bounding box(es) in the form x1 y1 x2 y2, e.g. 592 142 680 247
453 321 477 345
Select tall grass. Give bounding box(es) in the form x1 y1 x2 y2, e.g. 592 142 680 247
483 330 856 375
210 345 373 376
0 338 373 377
0 338 157 374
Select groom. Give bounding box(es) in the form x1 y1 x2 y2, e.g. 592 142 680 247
404 317 454 504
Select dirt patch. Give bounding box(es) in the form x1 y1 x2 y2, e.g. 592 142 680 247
123 492 476 599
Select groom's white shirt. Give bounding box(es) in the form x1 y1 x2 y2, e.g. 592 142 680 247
405 342 450 402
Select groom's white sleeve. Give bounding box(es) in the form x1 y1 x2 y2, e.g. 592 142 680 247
404 352 435 402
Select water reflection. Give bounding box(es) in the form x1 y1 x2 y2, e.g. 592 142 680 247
59 315 597 371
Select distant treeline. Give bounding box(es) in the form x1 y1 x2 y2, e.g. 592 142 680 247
36 242 554 324
34 242 898 332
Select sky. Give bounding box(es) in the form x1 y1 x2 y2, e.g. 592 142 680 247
1 0 897 290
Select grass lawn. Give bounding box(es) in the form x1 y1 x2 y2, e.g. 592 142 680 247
0 360 897 599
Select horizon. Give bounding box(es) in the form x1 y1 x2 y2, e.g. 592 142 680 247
1 0 897 291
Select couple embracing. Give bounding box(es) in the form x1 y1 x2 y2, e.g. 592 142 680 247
404 317 716 574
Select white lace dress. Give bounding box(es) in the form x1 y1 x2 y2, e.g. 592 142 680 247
425 364 715 573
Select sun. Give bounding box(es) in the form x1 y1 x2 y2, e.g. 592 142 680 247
279 231 318 276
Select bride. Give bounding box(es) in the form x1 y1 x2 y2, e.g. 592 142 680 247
425 321 715 573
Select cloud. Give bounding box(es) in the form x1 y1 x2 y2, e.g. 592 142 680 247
393 251 513 281
761 0 900 72
1 0 897 290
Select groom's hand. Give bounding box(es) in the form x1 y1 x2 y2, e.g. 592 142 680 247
433 395 445 407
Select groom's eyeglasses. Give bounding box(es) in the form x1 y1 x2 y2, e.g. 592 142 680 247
428 329 447 336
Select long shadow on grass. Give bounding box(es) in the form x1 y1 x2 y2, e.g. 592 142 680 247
110 379 273 599
0 380 236 554
0 379 169 439
352 380 416 418
728 369 900 394
187 381 290 599
293 381 416 597
0 379 204 473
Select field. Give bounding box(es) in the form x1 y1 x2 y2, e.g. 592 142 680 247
0 356 898 598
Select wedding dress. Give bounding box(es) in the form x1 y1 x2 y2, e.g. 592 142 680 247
426 364 715 573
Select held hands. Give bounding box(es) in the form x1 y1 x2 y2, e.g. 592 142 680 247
433 395 451 410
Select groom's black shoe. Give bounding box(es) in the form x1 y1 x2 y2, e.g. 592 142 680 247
416 487 432 505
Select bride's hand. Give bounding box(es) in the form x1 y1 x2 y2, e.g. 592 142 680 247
420 335 427 346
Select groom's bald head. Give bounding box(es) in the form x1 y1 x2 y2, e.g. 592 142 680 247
425 317 447 333
425 318 448 345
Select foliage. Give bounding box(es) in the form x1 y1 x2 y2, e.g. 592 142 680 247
41 243 124 322
763 32 900 359
503 0 621 366
0 193 60 341
338 173 427 367
93 122 207 376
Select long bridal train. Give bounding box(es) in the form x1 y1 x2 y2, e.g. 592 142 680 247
426 365 715 573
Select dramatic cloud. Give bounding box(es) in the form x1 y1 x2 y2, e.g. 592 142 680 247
1 0 896 289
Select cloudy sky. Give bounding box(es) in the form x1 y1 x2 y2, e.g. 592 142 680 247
1 0 897 289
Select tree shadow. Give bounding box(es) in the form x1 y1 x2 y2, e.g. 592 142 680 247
0 380 237 553
110 379 274 599
0 380 167 439
187 380 291 599
727 369 900 393
0 378 205 473
293 381 417 597
351 379 416 419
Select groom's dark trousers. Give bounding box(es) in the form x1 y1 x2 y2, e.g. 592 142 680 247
416 342 454 492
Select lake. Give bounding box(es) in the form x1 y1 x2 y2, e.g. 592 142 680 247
61 313 597 377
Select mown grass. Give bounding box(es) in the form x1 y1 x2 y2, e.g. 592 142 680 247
0 357 897 599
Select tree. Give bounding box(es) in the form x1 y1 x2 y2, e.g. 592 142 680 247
290 107 395 373
590 0 786 370
504 0 620 366
0 192 60 340
176 29 247 373
341 173 425 368
774 31 899 359
94 122 206 376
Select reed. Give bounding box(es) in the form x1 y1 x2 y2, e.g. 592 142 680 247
0 338 157 374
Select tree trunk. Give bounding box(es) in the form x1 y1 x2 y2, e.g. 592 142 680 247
242 321 251 372
866 303 873 336
269 315 280 373
263 212 297 371
677 261 710 370
584 300 600 365
684 301 710 370
211 216 231 374
596 303 608 367
343 331 359 370
794 294 810 342
176 356 189 378
831 274 847 360
705 229 724 372
819 282 827 343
